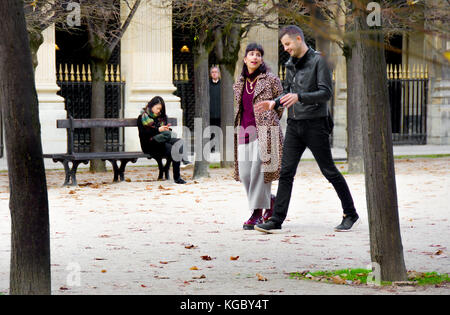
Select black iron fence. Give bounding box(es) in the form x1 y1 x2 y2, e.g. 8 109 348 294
173 63 195 131
279 64 429 145
388 64 429 145
56 64 125 152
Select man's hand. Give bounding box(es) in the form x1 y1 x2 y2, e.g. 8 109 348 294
280 93 299 108
254 100 275 113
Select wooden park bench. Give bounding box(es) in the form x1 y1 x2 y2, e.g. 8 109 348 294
43 116 177 186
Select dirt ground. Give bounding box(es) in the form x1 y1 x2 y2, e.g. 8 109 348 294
0 157 449 295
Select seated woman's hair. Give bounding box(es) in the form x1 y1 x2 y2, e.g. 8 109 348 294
146 96 166 117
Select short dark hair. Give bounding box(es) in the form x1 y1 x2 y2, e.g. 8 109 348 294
279 25 305 42
241 43 269 76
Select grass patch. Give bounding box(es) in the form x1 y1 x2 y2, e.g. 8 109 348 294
209 163 221 169
395 154 450 159
408 271 450 286
289 269 450 287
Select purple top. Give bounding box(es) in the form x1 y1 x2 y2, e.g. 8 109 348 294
239 80 257 144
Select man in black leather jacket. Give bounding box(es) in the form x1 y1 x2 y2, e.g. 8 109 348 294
254 25 359 233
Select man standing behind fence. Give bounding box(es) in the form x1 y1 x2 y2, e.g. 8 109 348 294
209 66 221 152
254 25 359 233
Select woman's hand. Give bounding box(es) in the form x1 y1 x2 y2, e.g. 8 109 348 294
159 125 170 132
254 100 275 113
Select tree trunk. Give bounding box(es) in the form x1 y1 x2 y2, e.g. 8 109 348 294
88 29 111 172
354 1 407 282
346 55 364 173
345 12 364 174
29 31 44 71
0 0 51 295
89 59 108 172
214 25 241 168
219 66 235 168
193 40 210 178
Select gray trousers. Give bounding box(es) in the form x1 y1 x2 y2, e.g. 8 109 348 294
238 139 272 212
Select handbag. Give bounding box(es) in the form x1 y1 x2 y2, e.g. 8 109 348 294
153 130 172 143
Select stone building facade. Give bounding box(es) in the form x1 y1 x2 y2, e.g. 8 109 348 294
0 1 448 170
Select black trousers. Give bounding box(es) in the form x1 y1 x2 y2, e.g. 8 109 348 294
163 138 186 180
271 118 356 224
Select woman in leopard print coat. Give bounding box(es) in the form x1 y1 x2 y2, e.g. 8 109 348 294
232 43 284 230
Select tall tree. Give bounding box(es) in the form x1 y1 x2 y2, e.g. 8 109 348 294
192 29 211 178
0 0 51 294
351 0 407 281
344 1 365 173
24 0 67 70
170 0 278 175
84 0 142 172
214 23 243 168
24 0 142 172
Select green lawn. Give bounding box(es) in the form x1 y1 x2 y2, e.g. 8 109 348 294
289 269 450 286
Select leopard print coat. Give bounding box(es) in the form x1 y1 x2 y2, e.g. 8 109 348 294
233 71 284 183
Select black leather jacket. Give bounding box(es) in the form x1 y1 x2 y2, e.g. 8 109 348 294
275 47 333 120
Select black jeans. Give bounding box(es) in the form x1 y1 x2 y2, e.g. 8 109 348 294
163 138 186 180
271 118 356 224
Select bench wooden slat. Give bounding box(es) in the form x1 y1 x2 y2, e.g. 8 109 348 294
57 117 177 129
43 152 150 160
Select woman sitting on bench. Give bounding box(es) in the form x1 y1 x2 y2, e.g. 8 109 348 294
137 96 189 184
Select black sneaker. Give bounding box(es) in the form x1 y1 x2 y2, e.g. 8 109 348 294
174 177 187 184
334 213 359 232
182 159 191 166
254 220 282 234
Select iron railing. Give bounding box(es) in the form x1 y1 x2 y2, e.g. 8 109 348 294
279 63 429 145
173 63 195 131
388 64 429 145
56 64 125 152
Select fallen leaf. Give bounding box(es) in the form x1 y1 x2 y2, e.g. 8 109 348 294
230 256 239 261
185 244 197 249
331 276 346 285
256 273 268 281
435 250 443 255
192 274 206 279
159 261 168 264
140 284 147 288
101 269 107 273
190 266 199 270
201 255 212 261
59 286 69 291
149 264 163 268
